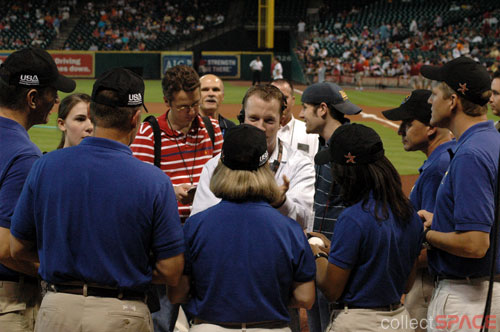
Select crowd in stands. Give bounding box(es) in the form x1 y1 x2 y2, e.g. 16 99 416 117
64 0 226 51
296 1 500 86
0 1 73 50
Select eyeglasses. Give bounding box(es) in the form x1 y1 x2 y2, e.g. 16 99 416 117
173 102 200 112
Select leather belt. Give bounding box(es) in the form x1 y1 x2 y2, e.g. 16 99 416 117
434 275 500 283
47 282 146 301
193 318 288 329
330 302 403 312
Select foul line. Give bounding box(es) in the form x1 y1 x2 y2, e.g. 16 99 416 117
294 88 399 129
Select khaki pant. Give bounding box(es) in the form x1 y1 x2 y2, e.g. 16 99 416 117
35 291 153 332
0 279 41 332
190 323 291 332
428 278 500 332
405 269 434 332
326 306 415 332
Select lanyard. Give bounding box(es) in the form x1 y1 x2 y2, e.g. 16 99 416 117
270 139 283 174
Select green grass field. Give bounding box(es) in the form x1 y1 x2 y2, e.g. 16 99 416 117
29 79 497 175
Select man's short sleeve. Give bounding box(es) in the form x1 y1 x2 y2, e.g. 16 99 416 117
0 154 39 229
152 178 185 259
10 159 39 241
452 153 495 232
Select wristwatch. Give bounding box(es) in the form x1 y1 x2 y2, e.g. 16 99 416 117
315 252 328 260
422 228 433 250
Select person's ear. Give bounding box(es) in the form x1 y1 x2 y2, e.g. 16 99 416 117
427 126 437 138
318 102 328 118
131 109 141 129
26 89 38 109
57 118 66 131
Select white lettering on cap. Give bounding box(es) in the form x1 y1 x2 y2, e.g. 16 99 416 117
19 74 39 86
128 93 142 105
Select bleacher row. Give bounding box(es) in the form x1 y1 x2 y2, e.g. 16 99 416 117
0 1 63 50
297 0 500 85
0 0 228 51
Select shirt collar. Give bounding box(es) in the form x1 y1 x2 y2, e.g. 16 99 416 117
418 139 456 173
452 121 495 155
157 111 201 137
0 116 30 139
269 136 280 161
280 116 295 131
79 137 132 155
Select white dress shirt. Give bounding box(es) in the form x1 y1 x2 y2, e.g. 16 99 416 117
278 116 319 161
190 138 315 230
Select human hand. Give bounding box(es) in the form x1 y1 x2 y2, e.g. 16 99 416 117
174 183 194 204
308 231 331 253
272 175 290 208
417 210 434 230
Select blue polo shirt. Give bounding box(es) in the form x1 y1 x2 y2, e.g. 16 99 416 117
428 121 500 278
328 195 422 307
0 116 41 279
183 200 316 322
11 137 184 290
410 140 456 212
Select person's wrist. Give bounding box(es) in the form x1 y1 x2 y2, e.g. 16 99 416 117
422 228 433 250
314 252 328 260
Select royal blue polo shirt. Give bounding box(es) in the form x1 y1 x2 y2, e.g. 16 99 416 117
428 121 500 278
410 140 456 212
0 116 41 279
183 200 316 322
328 195 422 307
11 137 184 290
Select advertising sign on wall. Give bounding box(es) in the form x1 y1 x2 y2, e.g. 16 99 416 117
161 52 193 75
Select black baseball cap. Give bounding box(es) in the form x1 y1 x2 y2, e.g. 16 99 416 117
221 124 269 171
92 68 147 111
420 57 491 106
301 82 361 115
315 123 384 165
0 47 75 92
382 89 432 125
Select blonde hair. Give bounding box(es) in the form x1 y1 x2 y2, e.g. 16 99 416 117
210 160 281 203
438 82 491 117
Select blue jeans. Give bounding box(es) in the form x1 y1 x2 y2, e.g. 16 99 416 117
152 284 179 332
307 288 331 332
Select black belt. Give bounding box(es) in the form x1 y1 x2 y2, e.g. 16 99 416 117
330 302 402 312
193 318 288 329
0 275 38 284
47 283 146 301
434 275 496 282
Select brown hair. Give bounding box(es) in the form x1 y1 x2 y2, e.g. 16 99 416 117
162 65 200 101
242 84 286 117
57 93 91 149
438 82 491 117
210 160 280 203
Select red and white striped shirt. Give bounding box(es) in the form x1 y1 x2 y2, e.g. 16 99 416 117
131 111 223 220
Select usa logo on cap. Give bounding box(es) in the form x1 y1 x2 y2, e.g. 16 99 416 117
19 74 39 86
128 93 142 106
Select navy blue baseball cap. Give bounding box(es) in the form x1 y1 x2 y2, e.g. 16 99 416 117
420 57 491 106
301 82 361 115
92 68 148 111
0 47 75 93
315 123 384 165
221 124 269 171
382 89 432 125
